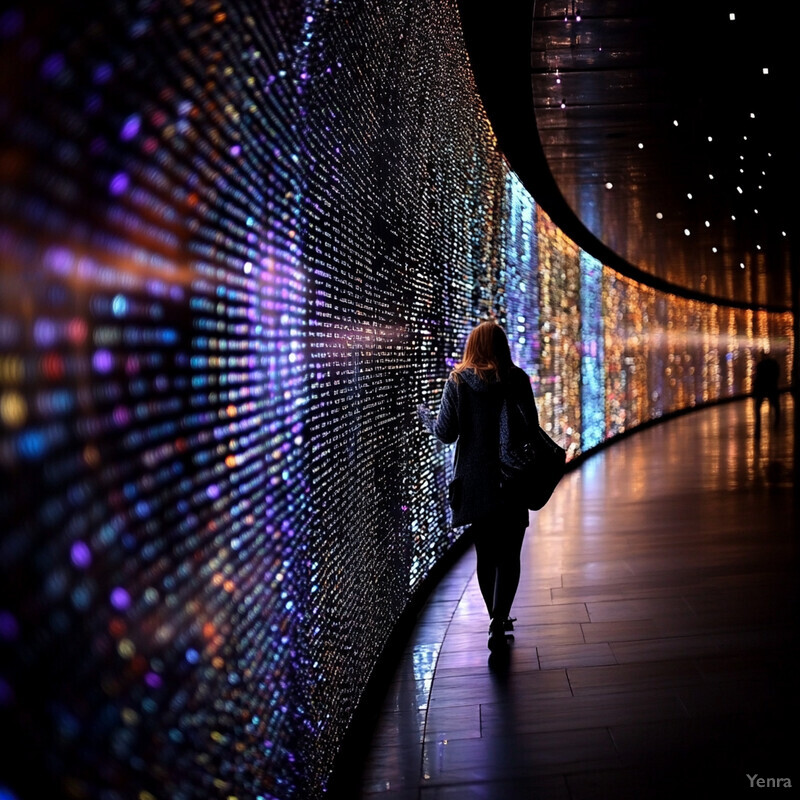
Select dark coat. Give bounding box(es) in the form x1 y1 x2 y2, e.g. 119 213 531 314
753 355 779 398
423 366 535 527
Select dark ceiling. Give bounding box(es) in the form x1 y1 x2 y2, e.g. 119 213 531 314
458 1 796 312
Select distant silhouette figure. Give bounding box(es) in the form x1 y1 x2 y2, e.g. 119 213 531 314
753 350 780 435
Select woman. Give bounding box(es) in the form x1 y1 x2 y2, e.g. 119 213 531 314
418 320 538 652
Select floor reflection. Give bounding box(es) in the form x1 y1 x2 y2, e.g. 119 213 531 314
358 396 797 799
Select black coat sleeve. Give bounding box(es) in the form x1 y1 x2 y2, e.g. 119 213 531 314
433 378 459 444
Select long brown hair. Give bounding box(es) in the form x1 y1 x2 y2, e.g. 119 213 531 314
452 320 513 383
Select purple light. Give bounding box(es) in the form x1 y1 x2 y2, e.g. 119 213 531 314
110 587 131 611
92 349 113 373
0 10 24 38
120 114 141 141
70 541 92 569
145 672 163 689
112 405 131 426
0 611 19 641
33 319 56 347
44 246 73 275
0 675 14 707
109 172 129 195
40 52 65 80
93 63 113 84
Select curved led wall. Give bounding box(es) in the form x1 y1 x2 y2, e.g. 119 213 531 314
0 2 793 799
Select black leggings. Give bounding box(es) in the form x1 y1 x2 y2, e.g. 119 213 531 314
471 513 528 623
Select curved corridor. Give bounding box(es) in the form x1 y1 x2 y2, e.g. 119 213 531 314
355 396 797 799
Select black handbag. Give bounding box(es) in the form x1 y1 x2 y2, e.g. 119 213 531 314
499 390 567 511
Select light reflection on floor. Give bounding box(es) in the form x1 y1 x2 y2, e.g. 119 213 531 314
357 395 796 799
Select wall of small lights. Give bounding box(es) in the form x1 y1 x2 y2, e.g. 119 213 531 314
0 2 793 800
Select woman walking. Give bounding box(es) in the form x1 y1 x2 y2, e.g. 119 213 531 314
418 320 538 652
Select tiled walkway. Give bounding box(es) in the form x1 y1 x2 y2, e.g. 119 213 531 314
354 395 797 799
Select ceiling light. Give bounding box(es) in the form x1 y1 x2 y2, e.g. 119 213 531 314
687 193 693 200
656 212 663 219
684 228 690 236
729 12 736 21
704 220 710 227
712 246 718 253
762 67 769 75
604 182 613 189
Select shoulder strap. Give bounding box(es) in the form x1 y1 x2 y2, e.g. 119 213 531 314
504 372 531 428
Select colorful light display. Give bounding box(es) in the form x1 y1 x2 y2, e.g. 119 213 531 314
0 2 793 799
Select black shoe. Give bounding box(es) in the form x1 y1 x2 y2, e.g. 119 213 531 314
488 618 509 651
503 617 517 632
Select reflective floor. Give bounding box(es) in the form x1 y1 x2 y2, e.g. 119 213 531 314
353 396 797 799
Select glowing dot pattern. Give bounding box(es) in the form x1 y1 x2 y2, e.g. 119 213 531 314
0 2 793 800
